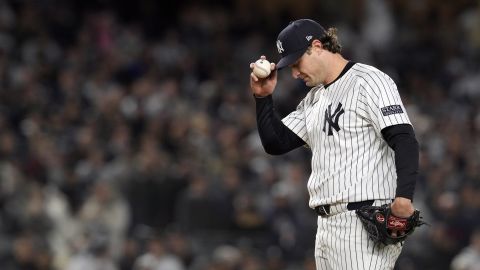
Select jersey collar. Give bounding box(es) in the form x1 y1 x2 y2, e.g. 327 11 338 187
324 61 355 89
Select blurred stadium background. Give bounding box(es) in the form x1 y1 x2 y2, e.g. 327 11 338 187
0 0 479 269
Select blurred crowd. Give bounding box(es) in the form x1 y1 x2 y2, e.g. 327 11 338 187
0 0 479 269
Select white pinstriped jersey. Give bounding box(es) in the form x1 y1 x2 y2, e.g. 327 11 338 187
282 63 411 208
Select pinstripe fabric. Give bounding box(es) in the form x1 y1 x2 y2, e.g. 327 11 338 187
314 201 402 270
282 63 411 208
281 63 409 269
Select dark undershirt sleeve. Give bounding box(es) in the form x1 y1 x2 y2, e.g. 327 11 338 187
381 124 419 200
255 95 306 155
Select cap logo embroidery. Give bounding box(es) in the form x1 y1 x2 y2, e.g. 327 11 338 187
306 35 312 41
276 40 284 54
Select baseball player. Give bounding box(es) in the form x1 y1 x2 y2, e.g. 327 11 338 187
249 19 420 269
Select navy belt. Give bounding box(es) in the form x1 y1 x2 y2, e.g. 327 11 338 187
314 200 375 217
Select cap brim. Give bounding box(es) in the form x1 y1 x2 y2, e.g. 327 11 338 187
276 49 306 70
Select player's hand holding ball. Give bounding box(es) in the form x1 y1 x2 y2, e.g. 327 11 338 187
249 55 277 97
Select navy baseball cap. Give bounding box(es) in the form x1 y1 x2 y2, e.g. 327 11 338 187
275 19 327 69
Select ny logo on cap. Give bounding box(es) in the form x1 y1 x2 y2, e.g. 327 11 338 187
306 35 312 41
276 40 284 54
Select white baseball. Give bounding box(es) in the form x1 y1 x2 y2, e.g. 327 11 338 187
253 59 271 78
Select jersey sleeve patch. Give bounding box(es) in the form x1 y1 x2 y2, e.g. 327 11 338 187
381 105 403 116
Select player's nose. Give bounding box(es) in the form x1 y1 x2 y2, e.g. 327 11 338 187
291 68 300 79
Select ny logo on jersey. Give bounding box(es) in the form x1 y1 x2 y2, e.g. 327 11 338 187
323 103 345 135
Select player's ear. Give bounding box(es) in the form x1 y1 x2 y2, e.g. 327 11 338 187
312 39 323 53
